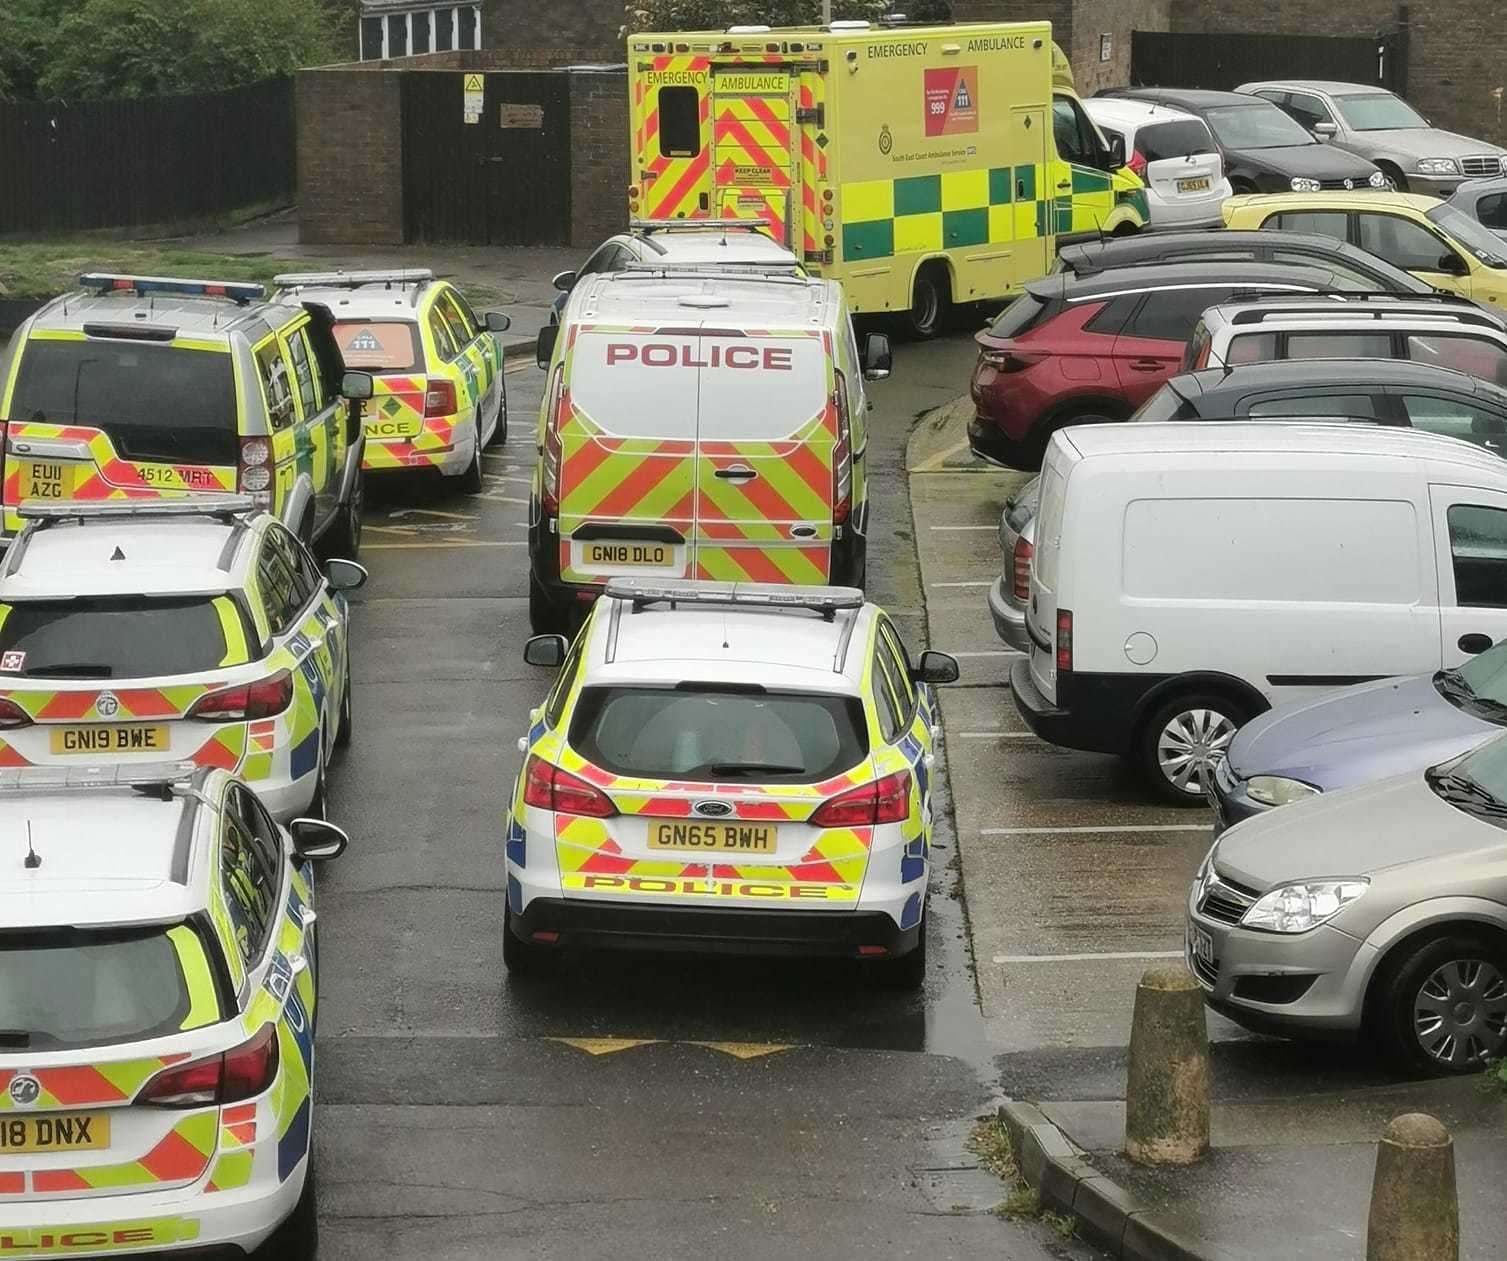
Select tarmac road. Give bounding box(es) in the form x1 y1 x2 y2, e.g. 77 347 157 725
313 340 1097 1260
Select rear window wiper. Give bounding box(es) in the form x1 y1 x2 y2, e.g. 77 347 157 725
17 664 114 678
703 761 807 777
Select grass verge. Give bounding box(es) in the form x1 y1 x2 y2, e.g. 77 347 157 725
0 241 304 301
968 1116 1079 1241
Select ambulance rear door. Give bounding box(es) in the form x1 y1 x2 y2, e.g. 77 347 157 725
633 55 713 220
710 67 801 245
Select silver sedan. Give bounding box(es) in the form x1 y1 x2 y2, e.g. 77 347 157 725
1187 730 1507 1075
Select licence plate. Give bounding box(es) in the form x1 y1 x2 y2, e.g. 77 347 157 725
51 725 170 755
0 1113 110 1154
1177 177 1211 193
1190 925 1215 967
17 460 79 501
648 821 776 853
583 541 673 568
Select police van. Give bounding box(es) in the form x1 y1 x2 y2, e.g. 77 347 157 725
529 266 891 633
626 20 1148 336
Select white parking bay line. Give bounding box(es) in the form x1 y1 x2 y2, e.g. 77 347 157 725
929 525 998 531
953 650 1022 658
958 731 1035 739
931 580 993 588
992 950 1185 964
981 823 1211 836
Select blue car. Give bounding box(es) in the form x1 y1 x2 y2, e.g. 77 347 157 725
1209 641 1507 833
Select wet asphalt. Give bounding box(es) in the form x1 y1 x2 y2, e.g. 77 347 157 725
312 338 1099 1260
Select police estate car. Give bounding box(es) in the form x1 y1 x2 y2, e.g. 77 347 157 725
0 498 365 821
504 580 959 987
0 762 347 1259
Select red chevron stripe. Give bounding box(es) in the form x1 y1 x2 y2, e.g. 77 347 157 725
33 1169 90 1193
0 1172 23 1194
587 449 685 520
36 1064 127 1105
139 1126 210 1182
36 692 97 721
744 95 792 146
648 148 710 218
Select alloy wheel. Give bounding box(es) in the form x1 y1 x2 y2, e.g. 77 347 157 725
1155 708 1237 796
1412 958 1507 1069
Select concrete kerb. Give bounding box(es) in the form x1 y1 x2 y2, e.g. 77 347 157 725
997 1101 1218 1261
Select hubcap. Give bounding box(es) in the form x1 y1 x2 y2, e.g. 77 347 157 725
1413 958 1507 1068
1156 708 1237 795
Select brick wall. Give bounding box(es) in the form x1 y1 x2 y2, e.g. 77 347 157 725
1072 0 1168 95
297 68 406 245
484 0 623 61
568 69 629 248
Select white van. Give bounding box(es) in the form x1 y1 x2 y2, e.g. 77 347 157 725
1011 422 1507 802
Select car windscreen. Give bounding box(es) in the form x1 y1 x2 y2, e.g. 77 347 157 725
7 339 237 466
569 685 869 784
1204 103 1316 150
332 320 424 372
1137 119 1217 162
0 595 248 679
1426 203 1507 268
0 925 218 1051
1333 92 1428 132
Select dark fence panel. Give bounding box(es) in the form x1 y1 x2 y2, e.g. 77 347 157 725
1130 31 1403 93
0 78 295 233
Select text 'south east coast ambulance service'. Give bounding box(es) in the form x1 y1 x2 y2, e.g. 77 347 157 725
627 20 1148 335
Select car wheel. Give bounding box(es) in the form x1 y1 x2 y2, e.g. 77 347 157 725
1136 692 1247 805
488 374 509 447
503 903 556 976
335 653 353 751
905 264 949 340
1229 178 1257 195
1380 934 1507 1075
869 919 927 991
259 1161 318 1261
460 413 485 494
1376 163 1407 193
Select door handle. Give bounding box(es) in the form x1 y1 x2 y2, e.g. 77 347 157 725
714 464 757 481
1016 180 1027 199
1459 632 1494 654
1056 180 1072 190
1129 358 1165 371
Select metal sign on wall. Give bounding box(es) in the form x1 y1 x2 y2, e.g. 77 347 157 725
499 103 545 129
463 72 483 124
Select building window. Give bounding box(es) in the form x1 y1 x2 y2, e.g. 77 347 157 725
361 5 481 60
412 10 432 54
386 14 408 58
435 7 453 51
458 4 478 51
360 16 382 59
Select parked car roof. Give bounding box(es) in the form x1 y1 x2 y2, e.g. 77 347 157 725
1169 357 1507 403
1026 260 1365 303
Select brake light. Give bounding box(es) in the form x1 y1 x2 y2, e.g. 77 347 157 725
832 370 853 526
238 436 272 507
0 699 32 730
138 1024 279 1108
1012 536 1034 602
187 670 294 721
542 367 566 515
979 346 1048 373
521 754 616 817
810 770 910 828
1056 609 1074 674
423 377 458 418
1129 149 1148 179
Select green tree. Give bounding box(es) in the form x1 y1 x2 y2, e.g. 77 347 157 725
0 0 86 100
37 0 337 100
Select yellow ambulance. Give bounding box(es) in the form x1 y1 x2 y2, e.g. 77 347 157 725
626 20 1147 336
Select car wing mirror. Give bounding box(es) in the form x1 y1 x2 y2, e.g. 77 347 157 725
551 270 578 293
341 370 374 400
1107 133 1127 169
485 311 512 333
524 634 568 668
290 818 349 862
1312 121 1339 140
1438 252 1470 276
325 558 368 592
911 650 961 686
862 332 892 381
536 324 560 369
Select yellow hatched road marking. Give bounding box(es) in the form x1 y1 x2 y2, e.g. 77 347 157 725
547 1036 799 1059
689 1041 796 1060
549 1037 661 1056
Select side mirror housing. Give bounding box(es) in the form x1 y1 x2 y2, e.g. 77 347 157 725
536 323 560 369
290 817 349 862
524 633 568 668
325 558 368 592
485 311 512 333
912 650 960 686
341 370 374 401
1107 133 1127 170
1439 252 1470 277
862 332 893 381
1312 121 1339 140
551 270 578 293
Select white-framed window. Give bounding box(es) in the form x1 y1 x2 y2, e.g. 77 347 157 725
359 5 481 60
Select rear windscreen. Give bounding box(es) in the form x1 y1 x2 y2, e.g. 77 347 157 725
570 686 868 783
569 332 828 441
989 293 1048 338
1137 120 1216 162
0 596 246 679
8 339 237 466
333 320 423 372
0 925 217 1051
1132 385 1198 423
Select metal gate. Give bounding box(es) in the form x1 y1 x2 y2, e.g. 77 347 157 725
401 71 570 245
1130 30 1408 95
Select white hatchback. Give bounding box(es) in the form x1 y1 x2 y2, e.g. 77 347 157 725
1083 99 1232 230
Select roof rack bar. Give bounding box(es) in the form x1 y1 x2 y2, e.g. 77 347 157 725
78 273 264 305
614 266 808 285
628 218 775 236
273 269 434 289
17 496 259 525
605 578 863 621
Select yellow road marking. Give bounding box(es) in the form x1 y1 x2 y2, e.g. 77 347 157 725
909 436 975 473
388 507 478 521
689 1041 797 1060
548 1037 661 1056
362 540 527 550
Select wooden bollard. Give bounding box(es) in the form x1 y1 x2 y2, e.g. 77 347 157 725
1367 1113 1458 1261
1124 964 1210 1166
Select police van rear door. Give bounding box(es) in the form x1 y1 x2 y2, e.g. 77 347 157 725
710 68 801 245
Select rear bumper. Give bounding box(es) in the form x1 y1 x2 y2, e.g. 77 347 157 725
513 896 921 959
988 575 1031 652
1146 185 1232 230
1009 657 1154 755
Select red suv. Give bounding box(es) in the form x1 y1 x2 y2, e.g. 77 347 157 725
968 262 1363 469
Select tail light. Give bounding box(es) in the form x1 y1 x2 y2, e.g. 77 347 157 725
521 754 616 818
238 437 272 508
1056 609 1074 674
1011 536 1034 602
0 699 32 730
832 370 853 526
540 366 566 515
810 770 910 828
139 1024 279 1108
1128 149 1148 179
423 378 458 418
187 670 294 722
979 346 1048 373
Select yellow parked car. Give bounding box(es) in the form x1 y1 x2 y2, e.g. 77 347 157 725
1223 191 1507 309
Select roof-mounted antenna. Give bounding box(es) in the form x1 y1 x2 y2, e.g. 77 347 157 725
23 821 40 870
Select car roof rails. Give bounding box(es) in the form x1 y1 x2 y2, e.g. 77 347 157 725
629 218 776 237
605 578 864 621
1227 299 1500 327
614 263 808 284
78 274 265 305
0 761 207 799
272 268 435 290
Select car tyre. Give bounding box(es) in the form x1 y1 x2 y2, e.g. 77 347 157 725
487 373 509 447
529 573 570 634
306 744 329 821
869 921 927 991
905 264 950 340
503 904 556 976
460 416 485 494
260 1161 318 1261
1378 933 1507 1076
1135 691 1249 806
1376 162 1407 193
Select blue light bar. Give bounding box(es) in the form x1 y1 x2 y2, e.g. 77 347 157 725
78 273 266 303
